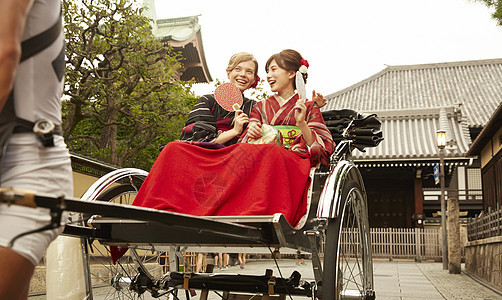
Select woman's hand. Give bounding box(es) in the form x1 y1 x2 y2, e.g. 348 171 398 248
312 90 327 108
214 110 249 144
233 110 249 134
247 122 262 139
294 99 315 146
294 99 307 126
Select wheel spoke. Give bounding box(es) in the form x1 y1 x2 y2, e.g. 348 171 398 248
322 180 373 299
339 194 366 295
76 173 166 299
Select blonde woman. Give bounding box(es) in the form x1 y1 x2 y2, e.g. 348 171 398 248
180 52 260 146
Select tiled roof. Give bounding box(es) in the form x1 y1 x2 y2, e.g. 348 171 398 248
324 58 502 128
155 16 201 42
142 6 212 83
154 16 212 83
350 106 471 163
467 101 502 156
143 1 201 41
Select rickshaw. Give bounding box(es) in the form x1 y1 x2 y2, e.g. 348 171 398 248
0 109 382 300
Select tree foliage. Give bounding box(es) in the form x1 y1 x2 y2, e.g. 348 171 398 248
474 0 502 26
248 78 271 102
62 0 197 170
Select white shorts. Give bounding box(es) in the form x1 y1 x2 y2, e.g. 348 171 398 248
0 134 73 266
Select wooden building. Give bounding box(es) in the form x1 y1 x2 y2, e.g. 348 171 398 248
324 58 502 228
143 0 212 83
466 102 502 211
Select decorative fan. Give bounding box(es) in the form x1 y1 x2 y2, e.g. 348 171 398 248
214 82 243 111
295 71 306 103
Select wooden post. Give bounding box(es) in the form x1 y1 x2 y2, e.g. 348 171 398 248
439 148 448 269
447 169 461 274
388 228 393 261
415 228 421 262
447 196 461 273
414 175 424 228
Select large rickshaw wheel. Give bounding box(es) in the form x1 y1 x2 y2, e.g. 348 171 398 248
75 169 166 299
321 180 374 300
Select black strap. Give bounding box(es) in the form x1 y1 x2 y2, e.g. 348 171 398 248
16 8 63 131
13 124 62 136
20 10 62 62
0 7 64 152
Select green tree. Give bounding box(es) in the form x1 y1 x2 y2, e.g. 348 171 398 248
474 0 502 25
249 78 271 101
63 0 197 170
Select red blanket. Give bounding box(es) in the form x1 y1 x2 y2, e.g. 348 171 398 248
132 141 312 226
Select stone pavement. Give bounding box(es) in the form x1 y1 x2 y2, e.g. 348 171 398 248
371 259 501 299
225 259 502 300
29 258 502 299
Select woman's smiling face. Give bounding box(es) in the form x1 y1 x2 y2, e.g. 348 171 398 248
266 59 295 94
227 60 256 92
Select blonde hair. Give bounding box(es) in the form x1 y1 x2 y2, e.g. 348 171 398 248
226 52 259 78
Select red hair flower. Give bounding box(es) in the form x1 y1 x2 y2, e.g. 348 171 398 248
300 59 309 68
251 75 260 88
299 59 309 74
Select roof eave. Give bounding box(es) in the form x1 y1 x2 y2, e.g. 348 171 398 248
466 102 502 156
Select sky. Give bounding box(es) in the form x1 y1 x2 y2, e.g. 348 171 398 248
153 0 502 97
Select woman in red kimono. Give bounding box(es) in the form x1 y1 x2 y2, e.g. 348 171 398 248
240 49 334 166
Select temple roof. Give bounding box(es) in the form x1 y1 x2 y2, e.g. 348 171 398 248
351 106 471 164
324 58 502 128
155 16 201 42
154 15 212 83
142 0 212 83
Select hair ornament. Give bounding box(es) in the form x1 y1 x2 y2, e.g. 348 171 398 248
251 75 260 88
299 59 309 74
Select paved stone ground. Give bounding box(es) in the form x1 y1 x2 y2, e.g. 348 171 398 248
372 259 501 300
29 259 502 299
416 262 501 300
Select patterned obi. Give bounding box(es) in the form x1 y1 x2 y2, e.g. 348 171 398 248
273 125 301 148
247 124 301 149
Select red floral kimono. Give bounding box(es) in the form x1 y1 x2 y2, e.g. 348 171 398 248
240 94 334 166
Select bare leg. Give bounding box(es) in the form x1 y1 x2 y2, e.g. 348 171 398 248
218 253 223 269
238 253 246 268
195 253 205 273
223 253 229 267
214 254 220 268
0 247 35 300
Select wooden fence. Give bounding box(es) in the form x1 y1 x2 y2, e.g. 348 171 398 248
322 227 466 261
467 206 502 241
369 228 444 261
167 228 460 266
